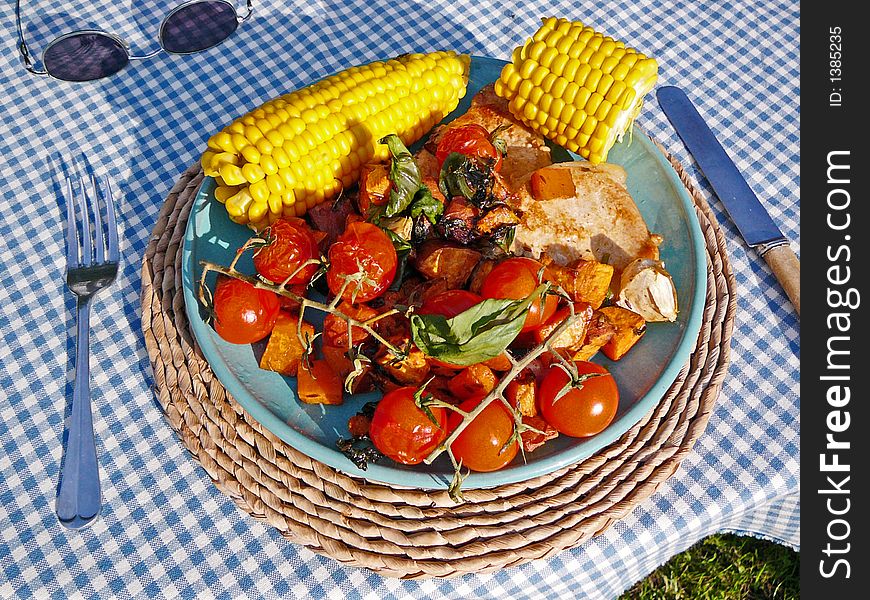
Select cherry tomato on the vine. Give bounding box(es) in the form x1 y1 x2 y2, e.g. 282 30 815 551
369 386 448 465
326 221 397 303
435 124 503 172
417 289 482 318
479 256 558 332
538 361 619 438
212 276 281 345
448 396 518 472
253 217 320 286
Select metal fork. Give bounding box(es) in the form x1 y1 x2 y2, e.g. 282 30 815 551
55 160 119 529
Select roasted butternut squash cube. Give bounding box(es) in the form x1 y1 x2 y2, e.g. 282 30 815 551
530 166 576 200
447 364 497 401
297 358 344 405
507 371 538 418
545 260 614 309
375 341 431 385
599 306 647 360
259 312 315 377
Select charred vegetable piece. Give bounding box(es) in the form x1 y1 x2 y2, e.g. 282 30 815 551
447 364 498 401
412 240 482 289
358 163 391 213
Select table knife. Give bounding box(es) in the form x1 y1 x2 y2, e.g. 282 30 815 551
657 86 800 316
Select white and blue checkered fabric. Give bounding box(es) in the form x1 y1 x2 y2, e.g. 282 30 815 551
0 1 799 598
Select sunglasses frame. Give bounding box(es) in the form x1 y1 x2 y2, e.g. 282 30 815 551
15 0 254 81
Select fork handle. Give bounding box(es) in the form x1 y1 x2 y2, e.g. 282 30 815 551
56 297 101 528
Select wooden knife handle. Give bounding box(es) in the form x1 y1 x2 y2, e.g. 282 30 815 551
762 245 800 316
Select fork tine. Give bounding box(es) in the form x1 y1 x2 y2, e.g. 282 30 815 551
63 166 79 268
89 174 105 264
76 174 92 267
103 175 119 263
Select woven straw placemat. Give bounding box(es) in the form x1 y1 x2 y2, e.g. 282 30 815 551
140 146 735 579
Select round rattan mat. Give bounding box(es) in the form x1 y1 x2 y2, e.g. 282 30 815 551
140 146 735 579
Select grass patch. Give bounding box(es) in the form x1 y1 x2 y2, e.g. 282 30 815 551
621 533 799 599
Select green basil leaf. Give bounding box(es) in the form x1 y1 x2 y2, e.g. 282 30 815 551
411 285 546 366
438 152 474 200
380 134 422 217
408 185 444 224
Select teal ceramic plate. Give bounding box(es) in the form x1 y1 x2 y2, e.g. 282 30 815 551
181 56 706 490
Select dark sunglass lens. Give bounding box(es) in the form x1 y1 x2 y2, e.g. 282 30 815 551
43 33 129 82
161 1 238 54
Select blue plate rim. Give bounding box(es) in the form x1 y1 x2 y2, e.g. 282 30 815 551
180 55 708 490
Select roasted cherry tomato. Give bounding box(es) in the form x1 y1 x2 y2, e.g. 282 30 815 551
326 221 397 303
417 289 482 317
369 386 448 465
479 256 559 332
212 276 281 345
253 218 320 286
322 301 379 347
538 361 619 438
435 124 503 172
448 396 518 472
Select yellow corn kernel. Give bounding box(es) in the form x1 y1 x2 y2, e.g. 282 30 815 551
266 174 284 195
240 145 261 164
242 163 266 184
249 179 270 204
248 201 268 222
225 189 253 218
214 186 238 203
259 155 278 176
219 163 246 186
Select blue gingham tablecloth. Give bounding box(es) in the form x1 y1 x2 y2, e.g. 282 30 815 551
0 1 799 598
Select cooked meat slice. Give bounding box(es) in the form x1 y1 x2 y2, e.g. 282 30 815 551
510 162 662 272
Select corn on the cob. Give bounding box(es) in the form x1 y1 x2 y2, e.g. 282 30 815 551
494 18 657 164
201 52 470 229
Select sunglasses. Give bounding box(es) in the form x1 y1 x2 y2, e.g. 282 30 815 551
15 0 253 82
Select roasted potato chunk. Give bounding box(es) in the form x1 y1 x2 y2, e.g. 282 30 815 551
571 310 617 361
321 344 373 394
507 371 538 418
413 240 482 289
468 259 497 295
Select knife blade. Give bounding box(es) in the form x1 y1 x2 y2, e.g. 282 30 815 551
657 85 800 316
